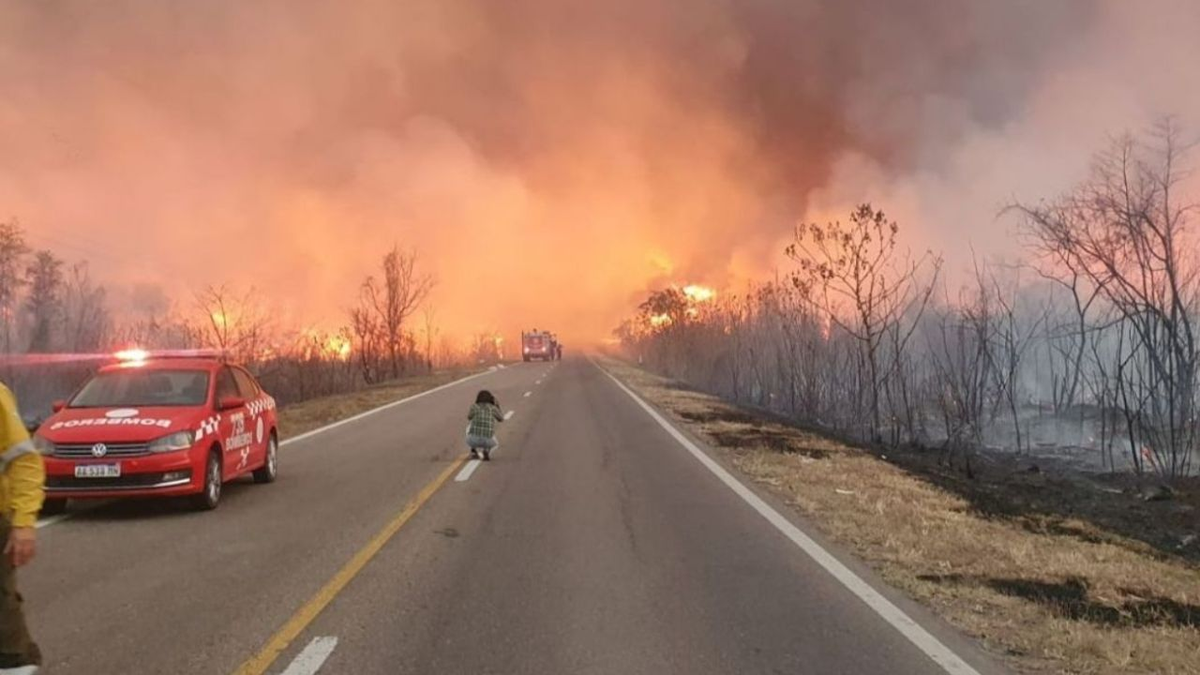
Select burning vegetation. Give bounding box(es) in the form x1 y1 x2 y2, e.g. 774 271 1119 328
617 283 717 339
617 125 1200 484
0 226 487 414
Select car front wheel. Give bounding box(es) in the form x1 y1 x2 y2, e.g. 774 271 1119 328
253 434 278 484
190 450 222 511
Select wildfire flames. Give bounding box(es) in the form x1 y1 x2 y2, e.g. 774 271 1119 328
326 336 352 361
682 285 717 319
1 0 1192 353
296 330 353 361
638 283 717 333
683 285 716 303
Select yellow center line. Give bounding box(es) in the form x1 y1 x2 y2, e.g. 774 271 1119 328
233 457 466 675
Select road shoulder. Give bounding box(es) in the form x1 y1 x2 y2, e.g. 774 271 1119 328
594 356 1200 675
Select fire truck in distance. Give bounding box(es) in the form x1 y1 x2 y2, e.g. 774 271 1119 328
521 330 560 362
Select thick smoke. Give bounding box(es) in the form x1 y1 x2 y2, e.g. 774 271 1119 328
0 0 1194 344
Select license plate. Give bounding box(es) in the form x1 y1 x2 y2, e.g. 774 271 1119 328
75 464 121 478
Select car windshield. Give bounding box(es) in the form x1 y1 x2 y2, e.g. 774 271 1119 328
70 369 211 408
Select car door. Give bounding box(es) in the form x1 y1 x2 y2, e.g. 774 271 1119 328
232 367 267 469
214 367 252 477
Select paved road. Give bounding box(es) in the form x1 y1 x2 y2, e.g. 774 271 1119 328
25 358 1006 675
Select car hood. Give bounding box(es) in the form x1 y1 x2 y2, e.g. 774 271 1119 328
38 406 203 444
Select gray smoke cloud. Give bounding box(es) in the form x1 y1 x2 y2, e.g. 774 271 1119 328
0 0 1193 343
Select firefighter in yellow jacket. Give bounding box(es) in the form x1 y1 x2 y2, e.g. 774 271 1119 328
0 382 43 672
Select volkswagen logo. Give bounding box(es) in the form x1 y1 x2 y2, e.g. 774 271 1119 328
91 443 108 458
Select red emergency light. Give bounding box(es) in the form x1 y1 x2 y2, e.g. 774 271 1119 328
0 347 228 369
113 348 226 362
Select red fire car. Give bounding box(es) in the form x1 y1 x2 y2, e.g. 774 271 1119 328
33 352 279 513
521 330 555 362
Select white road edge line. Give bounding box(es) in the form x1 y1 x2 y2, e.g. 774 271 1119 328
35 514 71 530
456 440 500 482
280 636 338 675
594 360 983 675
35 499 107 529
35 369 495 530
455 459 481 482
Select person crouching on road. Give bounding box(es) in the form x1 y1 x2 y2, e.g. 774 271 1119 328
466 390 504 461
0 382 44 674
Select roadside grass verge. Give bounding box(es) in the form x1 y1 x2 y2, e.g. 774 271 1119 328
276 367 485 440
599 356 1200 675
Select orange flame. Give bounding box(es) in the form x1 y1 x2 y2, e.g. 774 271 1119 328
682 285 716 302
325 335 352 361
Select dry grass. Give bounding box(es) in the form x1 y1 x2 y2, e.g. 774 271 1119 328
600 356 1200 675
275 367 483 439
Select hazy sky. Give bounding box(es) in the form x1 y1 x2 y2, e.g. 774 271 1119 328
2 0 1198 344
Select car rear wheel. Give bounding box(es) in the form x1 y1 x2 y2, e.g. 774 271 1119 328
253 434 278 484
190 450 222 511
41 498 68 516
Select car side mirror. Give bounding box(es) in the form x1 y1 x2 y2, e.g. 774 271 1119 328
52 400 66 413
218 396 246 411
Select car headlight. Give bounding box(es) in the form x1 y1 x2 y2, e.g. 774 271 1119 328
32 435 55 456
148 431 195 454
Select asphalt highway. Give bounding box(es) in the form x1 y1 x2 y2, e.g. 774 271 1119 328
25 358 1007 675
